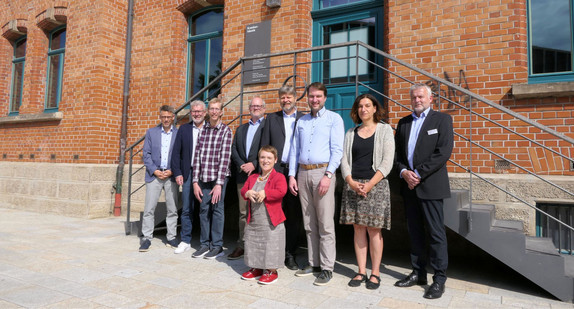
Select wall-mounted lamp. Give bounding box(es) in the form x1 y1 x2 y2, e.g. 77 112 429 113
266 0 281 8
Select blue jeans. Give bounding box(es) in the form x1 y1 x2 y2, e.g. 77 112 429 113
198 178 228 249
179 174 194 244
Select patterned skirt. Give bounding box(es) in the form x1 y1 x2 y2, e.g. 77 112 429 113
339 178 391 229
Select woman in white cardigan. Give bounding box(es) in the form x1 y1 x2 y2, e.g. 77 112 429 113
340 93 395 290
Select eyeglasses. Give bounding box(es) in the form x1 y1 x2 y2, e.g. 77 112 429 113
191 110 205 114
208 107 221 111
250 105 264 109
160 116 174 119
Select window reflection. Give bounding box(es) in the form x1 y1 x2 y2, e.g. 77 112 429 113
322 17 376 84
188 8 223 100
530 0 572 74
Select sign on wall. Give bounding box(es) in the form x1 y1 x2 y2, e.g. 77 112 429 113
244 20 271 85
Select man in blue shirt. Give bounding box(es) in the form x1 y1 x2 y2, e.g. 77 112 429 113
228 96 266 259
140 105 179 252
289 82 344 285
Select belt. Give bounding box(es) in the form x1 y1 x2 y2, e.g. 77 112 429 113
299 163 328 170
159 168 167 172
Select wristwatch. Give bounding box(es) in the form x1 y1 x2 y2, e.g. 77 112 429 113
324 172 333 179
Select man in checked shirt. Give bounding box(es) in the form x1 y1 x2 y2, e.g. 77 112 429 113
191 97 233 259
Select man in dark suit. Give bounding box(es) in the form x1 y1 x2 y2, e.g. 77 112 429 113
394 83 454 299
170 100 206 254
140 105 179 252
228 96 266 259
260 85 304 270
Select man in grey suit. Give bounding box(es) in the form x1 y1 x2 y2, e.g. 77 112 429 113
228 96 266 259
139 105 179 252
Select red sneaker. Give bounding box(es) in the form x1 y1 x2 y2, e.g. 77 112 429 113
241 268 263 280
258 270 278 285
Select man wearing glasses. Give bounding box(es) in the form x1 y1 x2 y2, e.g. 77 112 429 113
139 105 179 252
191 98 233 259
228 96 266 259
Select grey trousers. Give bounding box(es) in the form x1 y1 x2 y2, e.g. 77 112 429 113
297 167 336 271
142 177 178 241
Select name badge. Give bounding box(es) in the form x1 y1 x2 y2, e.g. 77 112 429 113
427 129 438 135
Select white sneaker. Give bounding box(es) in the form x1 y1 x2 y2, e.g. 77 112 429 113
174 242 191 254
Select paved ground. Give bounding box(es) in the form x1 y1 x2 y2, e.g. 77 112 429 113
0 208 573 309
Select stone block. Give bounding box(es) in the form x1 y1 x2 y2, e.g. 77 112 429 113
58 182 89 200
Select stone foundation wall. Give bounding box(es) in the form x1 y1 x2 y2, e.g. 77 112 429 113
449 173 574 235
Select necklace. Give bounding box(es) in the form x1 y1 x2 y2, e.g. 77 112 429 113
258 172 271 181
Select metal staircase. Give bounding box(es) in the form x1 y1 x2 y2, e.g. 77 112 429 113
445 190 574 301
122 41 574 301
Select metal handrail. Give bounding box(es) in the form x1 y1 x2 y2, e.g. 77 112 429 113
123 41 574 242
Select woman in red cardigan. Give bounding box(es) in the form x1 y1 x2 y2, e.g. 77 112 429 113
240 145 287 285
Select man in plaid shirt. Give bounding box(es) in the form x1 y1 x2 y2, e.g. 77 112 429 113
191 97 233 259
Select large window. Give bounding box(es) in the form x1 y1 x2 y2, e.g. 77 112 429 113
187 7 223 101
528 0 574 83
10 36 26 114
46 26 66 111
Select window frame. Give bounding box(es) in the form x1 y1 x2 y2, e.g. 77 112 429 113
45 25 66 112
527 0 574 84
186 6 224 101
9 36 26 115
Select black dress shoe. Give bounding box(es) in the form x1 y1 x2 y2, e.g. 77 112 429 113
394 272 428 287
285 256 299 270
423 282 445 299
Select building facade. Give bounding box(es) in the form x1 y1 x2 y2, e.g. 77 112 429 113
0 0 572 237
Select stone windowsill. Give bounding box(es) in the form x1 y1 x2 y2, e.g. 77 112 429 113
512 81 574 99
0 112 63 124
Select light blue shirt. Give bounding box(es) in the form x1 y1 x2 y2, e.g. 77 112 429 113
191 122 203 165
245 118 263 157
160 125 174 169
289 107 344 176
281 110 297 163
404 107 431 178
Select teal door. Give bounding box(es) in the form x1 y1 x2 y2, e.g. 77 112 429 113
312 1 383 129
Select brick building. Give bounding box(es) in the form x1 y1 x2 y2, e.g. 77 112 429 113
0 0 572 231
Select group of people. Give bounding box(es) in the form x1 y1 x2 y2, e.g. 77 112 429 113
139 82 453 300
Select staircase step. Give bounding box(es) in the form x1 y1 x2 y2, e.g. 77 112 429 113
564 255 574 277
492 219 523 232
460 203 494 212
525 236 560 256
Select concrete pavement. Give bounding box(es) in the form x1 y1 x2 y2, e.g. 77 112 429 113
0 207 572 308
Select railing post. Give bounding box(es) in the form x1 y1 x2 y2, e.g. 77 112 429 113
126 147 134 235
468 82 473 232
355 42 359 98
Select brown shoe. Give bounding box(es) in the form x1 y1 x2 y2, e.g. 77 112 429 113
227 247 244 260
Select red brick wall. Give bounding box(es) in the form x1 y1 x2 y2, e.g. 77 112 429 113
0 0 128 163
386 0 573 176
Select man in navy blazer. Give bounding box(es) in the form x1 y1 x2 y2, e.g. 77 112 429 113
140 105 179 252
228 96 266 259
170 100 206 254
260 85 304 270
394 83 454 299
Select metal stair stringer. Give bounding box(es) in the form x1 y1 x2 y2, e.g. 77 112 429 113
444 190 574 302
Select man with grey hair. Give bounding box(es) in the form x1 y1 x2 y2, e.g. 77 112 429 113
228 96 266 259
394 83 453 299
140 105 179 252
171 100 207 254
260 85 304 270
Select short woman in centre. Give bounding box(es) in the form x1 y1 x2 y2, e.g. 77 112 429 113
240 145 287 285
340 93 395 290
